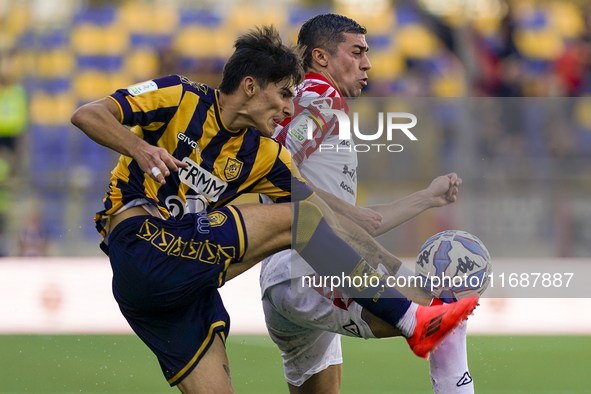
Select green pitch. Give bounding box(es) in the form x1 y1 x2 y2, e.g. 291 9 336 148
0 334 589 393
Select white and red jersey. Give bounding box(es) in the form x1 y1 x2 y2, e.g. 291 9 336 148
260 73 359 294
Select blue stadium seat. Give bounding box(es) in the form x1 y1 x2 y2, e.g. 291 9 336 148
31 78 71 95
517 9 548 30
40 190 67 241
77 55 124 72
130 34 172 50
38 29 70 49
395 4 422 26
29 125 73 189
73 4 118 26
179 7 223 27
78 136 116 174
287 6 330 27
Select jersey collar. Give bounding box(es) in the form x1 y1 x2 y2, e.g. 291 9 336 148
304 72 343 96
214 89 247 137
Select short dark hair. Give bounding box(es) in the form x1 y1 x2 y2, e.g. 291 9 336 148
218 26 304 94
298 14 367 72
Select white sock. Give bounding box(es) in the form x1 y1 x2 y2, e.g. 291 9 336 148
429 322 474 393
396 302 418 338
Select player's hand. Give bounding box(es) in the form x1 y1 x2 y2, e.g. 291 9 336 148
351 205 383 235
426 173 462 207
133 142 188 185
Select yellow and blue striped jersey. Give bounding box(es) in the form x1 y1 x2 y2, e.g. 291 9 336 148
96 74 312 249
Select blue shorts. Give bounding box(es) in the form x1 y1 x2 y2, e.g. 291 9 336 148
107 206 247 386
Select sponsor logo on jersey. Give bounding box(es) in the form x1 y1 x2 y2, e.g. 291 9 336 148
288 124 307 143
178 157 227 202
177 132 200 152
342 164 356 180
179 76 209 94
340 181 355 196
223 158 243 181
456 372 473 386
343 319 362 337
127 80 158 96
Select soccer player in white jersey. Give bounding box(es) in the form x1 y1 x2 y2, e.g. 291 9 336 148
260 14 475 394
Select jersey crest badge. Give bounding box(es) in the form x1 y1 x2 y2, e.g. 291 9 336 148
224 158 243 181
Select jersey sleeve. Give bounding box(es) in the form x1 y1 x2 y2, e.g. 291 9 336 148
108 75 184 127
251 142 314 202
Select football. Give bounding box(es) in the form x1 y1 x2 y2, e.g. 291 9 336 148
415 230 492 302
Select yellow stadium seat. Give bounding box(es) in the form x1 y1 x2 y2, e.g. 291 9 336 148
549 2 584 39
225 2 287 34
174 26 217 57
120 1 179 35
333 3 395 34
174 26 235 58
514 29 564 60
368 50 406 80
73 71 112 101
2 3 31 37
431 74 466 97
72 24 129 55
35 50 75 79
74 71 134 102
397 24 441 59
472 16 502 36
30 92 76 126
125 49 160 81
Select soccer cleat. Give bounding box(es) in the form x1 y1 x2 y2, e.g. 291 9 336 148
406 293 479 359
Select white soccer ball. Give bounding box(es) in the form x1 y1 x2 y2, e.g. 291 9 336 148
415 230 492 302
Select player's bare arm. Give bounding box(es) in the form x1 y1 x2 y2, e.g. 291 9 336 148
71 98 187 185
302 174 382 235
308 193 432 304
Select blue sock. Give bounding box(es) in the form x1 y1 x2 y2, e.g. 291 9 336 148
293 201 411 327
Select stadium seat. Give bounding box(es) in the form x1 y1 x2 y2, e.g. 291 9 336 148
125 49 160 81
120 1 179 35
73 71 132 102
514 29 564 60
549 2 584 38
77 55 124 73
29 125 74 189
397 24 441 59
73 4 118 26
36 50 76 79
39 190 67 240
179 7 223 27
30 92 76 126
71 24 129 55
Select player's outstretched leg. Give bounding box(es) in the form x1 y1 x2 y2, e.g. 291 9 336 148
292 200 479 357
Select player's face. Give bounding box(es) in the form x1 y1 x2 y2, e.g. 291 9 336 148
249 81 295 137
326 33 371 98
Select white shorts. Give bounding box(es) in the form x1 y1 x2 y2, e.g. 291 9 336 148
262 277 377 387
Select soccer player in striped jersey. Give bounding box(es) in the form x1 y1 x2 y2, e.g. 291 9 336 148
260 14 475 394
72 25 477 393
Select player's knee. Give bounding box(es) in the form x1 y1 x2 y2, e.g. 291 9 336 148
292 200 324 253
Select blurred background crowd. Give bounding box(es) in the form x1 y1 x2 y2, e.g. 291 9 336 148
0 0 590 258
